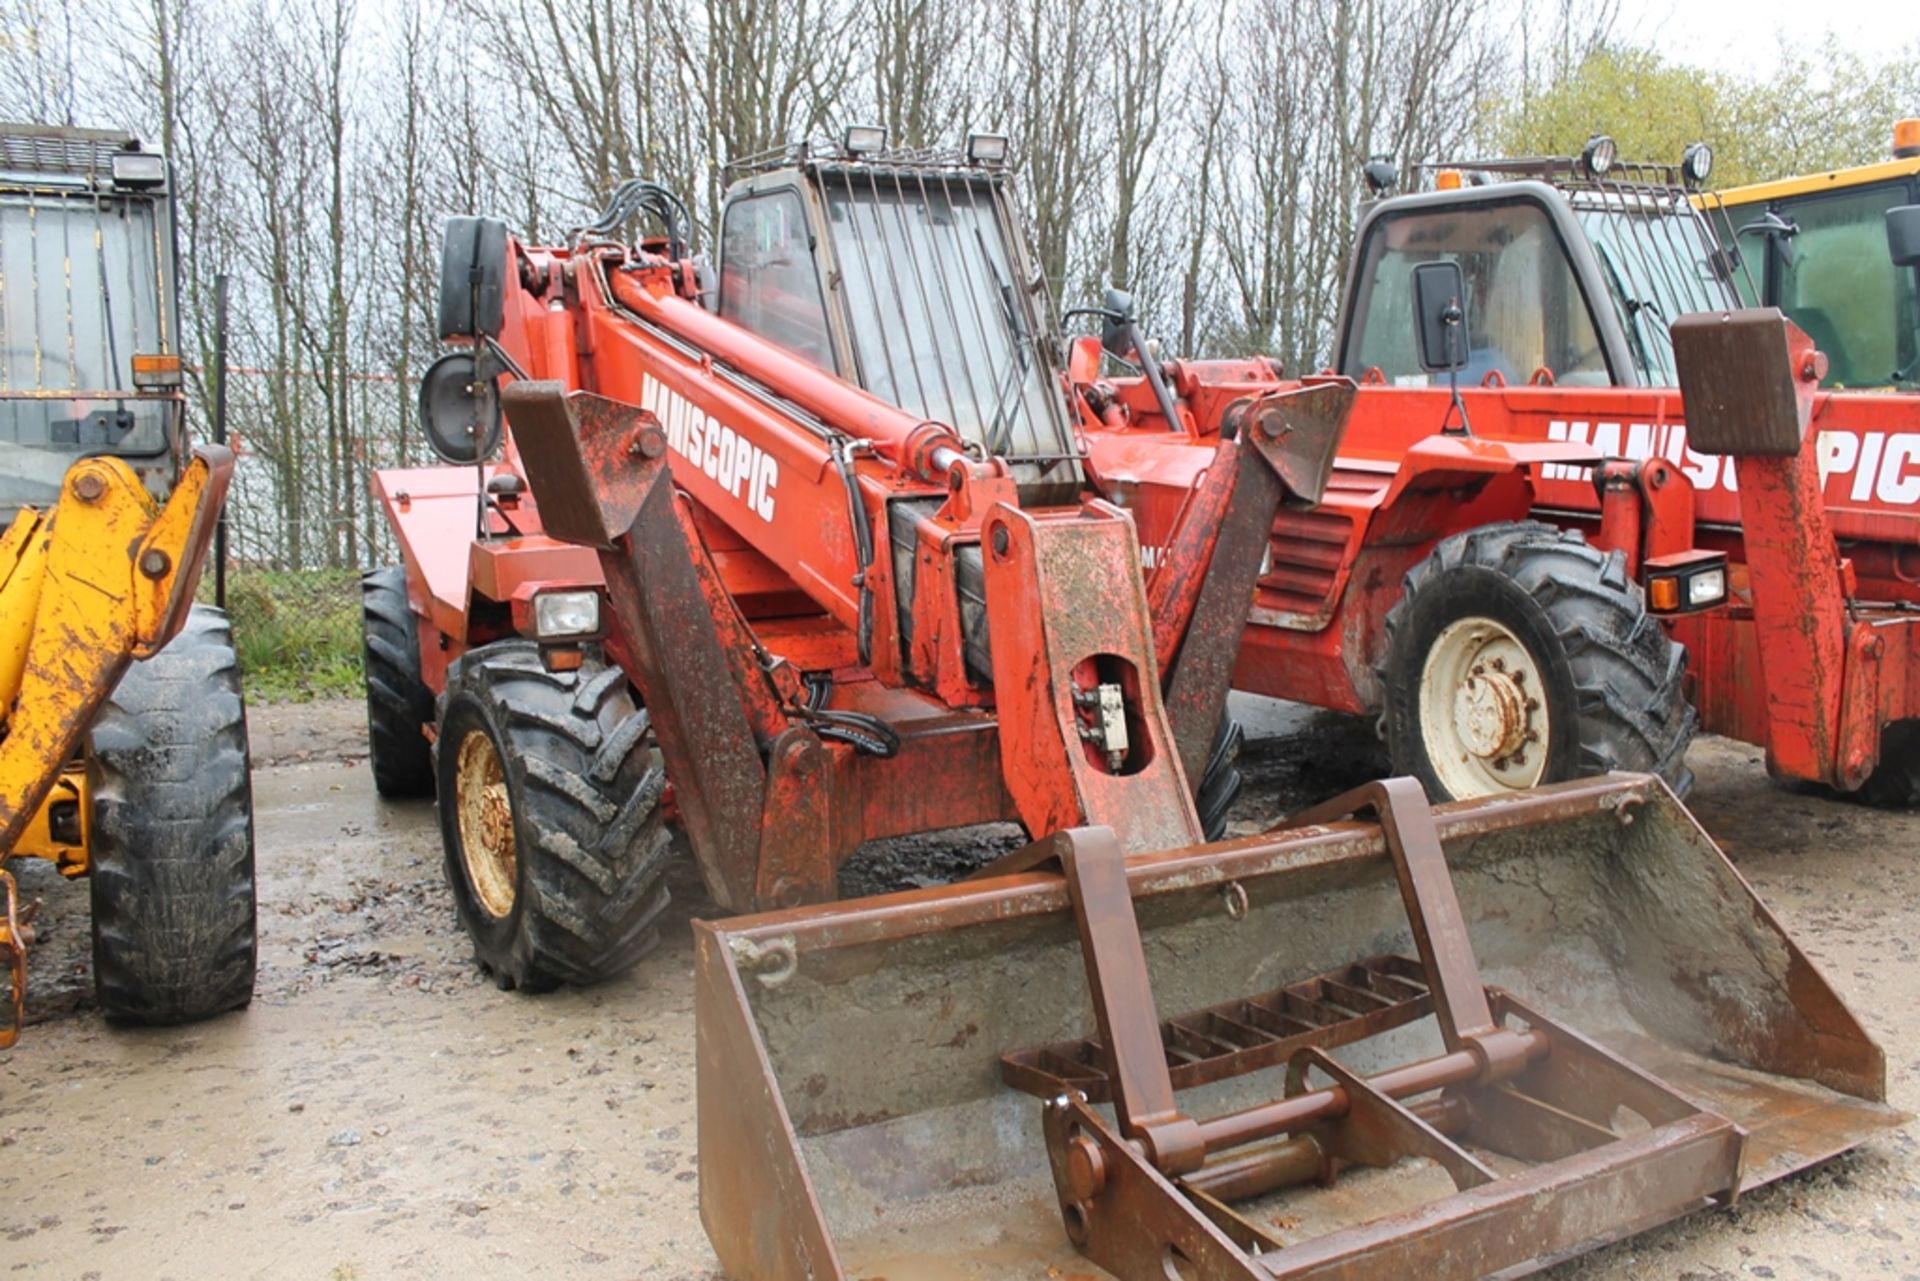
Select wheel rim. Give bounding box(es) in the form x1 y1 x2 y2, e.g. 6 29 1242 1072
454 728 517 919
1418 615 1550 797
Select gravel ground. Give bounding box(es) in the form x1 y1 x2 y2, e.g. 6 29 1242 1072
0 694 1914 1280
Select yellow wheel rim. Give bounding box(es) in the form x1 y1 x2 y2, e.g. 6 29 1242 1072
454 728 517 919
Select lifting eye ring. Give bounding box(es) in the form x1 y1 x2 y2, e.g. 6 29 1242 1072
1221 880 1249 920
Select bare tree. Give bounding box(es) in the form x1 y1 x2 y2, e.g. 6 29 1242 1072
864 0 989 148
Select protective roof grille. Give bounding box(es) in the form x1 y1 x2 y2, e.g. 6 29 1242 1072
725 139 992 181
1411 156 1694 200
0 126 137 179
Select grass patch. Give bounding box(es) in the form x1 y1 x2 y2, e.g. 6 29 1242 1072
222 568 364 702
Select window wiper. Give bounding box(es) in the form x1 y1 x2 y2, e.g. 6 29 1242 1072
975 227 1032 457
1594 242 1662 381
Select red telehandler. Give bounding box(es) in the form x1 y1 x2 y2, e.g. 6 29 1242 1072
367 135 1898 1279
367 141 1348 988
1085 142 1920 806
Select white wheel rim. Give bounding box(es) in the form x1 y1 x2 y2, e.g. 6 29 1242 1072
1418 616 1550 797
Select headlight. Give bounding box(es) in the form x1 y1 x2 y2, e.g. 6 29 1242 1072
1644 551 1729 613
1687 567 1726 606
533 590 601 639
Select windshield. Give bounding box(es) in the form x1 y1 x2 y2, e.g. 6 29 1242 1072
0 183 178 509
1573 190 1742 385
1343 197 1611 387
819 170 1073 470
1707 178 1919 388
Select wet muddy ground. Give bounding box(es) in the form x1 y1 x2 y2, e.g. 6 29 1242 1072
2 694 1916 1280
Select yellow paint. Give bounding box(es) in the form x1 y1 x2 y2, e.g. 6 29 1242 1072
0 508 49 705
10 768 90 875
1698 154 1920 211
0 448 229 1041
0 449 232 860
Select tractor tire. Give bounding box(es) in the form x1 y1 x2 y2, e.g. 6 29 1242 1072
1379 521 1695 802
87 605 258 1024
362 565 435 798
1195 716 1245 841
434 641 676 992
1856 719 1920 808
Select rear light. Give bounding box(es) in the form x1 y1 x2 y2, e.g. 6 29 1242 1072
1643 550 1729 614
131 352 183 388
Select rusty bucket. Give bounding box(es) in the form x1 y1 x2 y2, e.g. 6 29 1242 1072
695 774 1901 1280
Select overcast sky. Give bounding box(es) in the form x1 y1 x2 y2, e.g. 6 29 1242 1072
1611 0 1914 73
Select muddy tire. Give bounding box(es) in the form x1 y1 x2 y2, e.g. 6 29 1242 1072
362 565 435 798
1857 720 1920 807
1380 521 1695 802
88 605 258 1024
435 641 676 992
1195 716 1245 841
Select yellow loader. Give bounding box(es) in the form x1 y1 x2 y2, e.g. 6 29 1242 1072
0 124 255 1046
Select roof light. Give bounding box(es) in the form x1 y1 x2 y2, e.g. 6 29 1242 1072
1580 134 1617 177
1681 142 1713 186
966 132 1009 166
1896 118 1920 159
842 124 887 156
1362 156 1397 194
110 148 166 189
1434 169 1464 191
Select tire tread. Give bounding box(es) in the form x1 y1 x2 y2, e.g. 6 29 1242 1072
436 642 676 992
362 566 435 798
1380 521 1696 799
89 605 258 1024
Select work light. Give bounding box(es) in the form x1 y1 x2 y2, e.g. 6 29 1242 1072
1682 142 1714 185
1580 134 1617 177
966 133 1010 166
842 125 887 156
111 149 166 189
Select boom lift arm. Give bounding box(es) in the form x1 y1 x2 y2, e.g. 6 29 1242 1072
477 226 1350 909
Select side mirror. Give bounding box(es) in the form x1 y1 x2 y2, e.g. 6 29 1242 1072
418 349 504 464
1100 287 1137 359
1738 212 1798 267
437 215 511 340
1889 205 1920 267
1412 261 1469 373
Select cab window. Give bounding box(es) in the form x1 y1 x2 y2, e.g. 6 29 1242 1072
1343 199 1609 387
718 189 836 372
1727 181 1918 388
